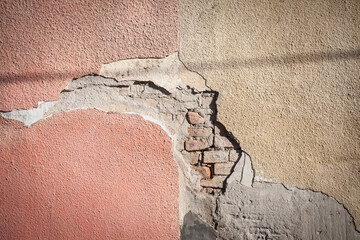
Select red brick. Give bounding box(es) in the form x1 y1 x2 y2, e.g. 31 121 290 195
214 135 233 148
203 150 229 163
185 139 210 151
200 176 226 188
186 112 204 125
194 166 212 179
187 127 213 137
214 163 235 175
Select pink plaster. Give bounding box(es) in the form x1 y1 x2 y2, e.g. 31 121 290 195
0 110 179 239
0 0 178 111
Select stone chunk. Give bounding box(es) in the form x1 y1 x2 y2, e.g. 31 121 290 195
214 163 235 175
229 150 241 162
200 176 226 188
186 111 204 124
214 135 233 148
188 127 213 137
226 152 254 188
201 95 216 109
203 150 229 163
241 154 254 187
189 152 201 165
185 139 210 151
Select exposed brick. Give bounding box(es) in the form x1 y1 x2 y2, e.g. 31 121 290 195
196 166 211 179
214 163 235 175
214 135 233 148
203 150 229 163
229 150 241 162
186 111 205 124
200 176 226 188
185 139 210 151
188 127 213 137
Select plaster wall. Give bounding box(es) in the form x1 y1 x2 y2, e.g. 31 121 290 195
180 0 360 227
0 110 179 239
0 0 178 111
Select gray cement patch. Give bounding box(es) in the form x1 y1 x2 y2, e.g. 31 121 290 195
217 182 360 240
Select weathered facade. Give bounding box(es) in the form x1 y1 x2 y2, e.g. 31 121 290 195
1 0 359 239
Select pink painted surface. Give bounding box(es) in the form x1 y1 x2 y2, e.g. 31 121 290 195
0 0 178 111
0 110 179 239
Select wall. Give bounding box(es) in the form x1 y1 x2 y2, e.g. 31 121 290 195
1 0 360 238
0 0 177 111
180 0 360 228
0 1 180 239
0 110 179 239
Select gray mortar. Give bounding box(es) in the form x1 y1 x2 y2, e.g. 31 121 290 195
217 181 360 240
3 74 359 239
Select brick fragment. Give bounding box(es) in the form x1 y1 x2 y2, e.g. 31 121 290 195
185 139 210 151
200 176 226 188
189 151 201 165
186 111 204 124
214 135 233 148
203 150 229 163
194 166 211 179
214 163 235 175
188 127 213 137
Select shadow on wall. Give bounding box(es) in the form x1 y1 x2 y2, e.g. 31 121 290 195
0 49 358 84
183 48 360 69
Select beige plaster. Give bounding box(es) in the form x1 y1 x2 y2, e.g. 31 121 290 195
180 0 360 228
100 52 207 92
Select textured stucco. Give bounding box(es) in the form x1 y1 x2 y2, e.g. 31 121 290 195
180 0 360 228
0 110 179 239
0 0 178 111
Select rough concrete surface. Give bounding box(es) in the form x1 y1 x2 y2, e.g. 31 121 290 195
180 212 217 240
0 0 178 111
218 181 360 240
180 0 360 228
0 109 179 239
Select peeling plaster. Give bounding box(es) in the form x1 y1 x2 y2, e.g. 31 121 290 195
0 101 57 126
1 53 359 239
100 52 208 92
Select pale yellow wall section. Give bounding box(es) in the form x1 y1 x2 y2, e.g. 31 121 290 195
180 0 360 228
